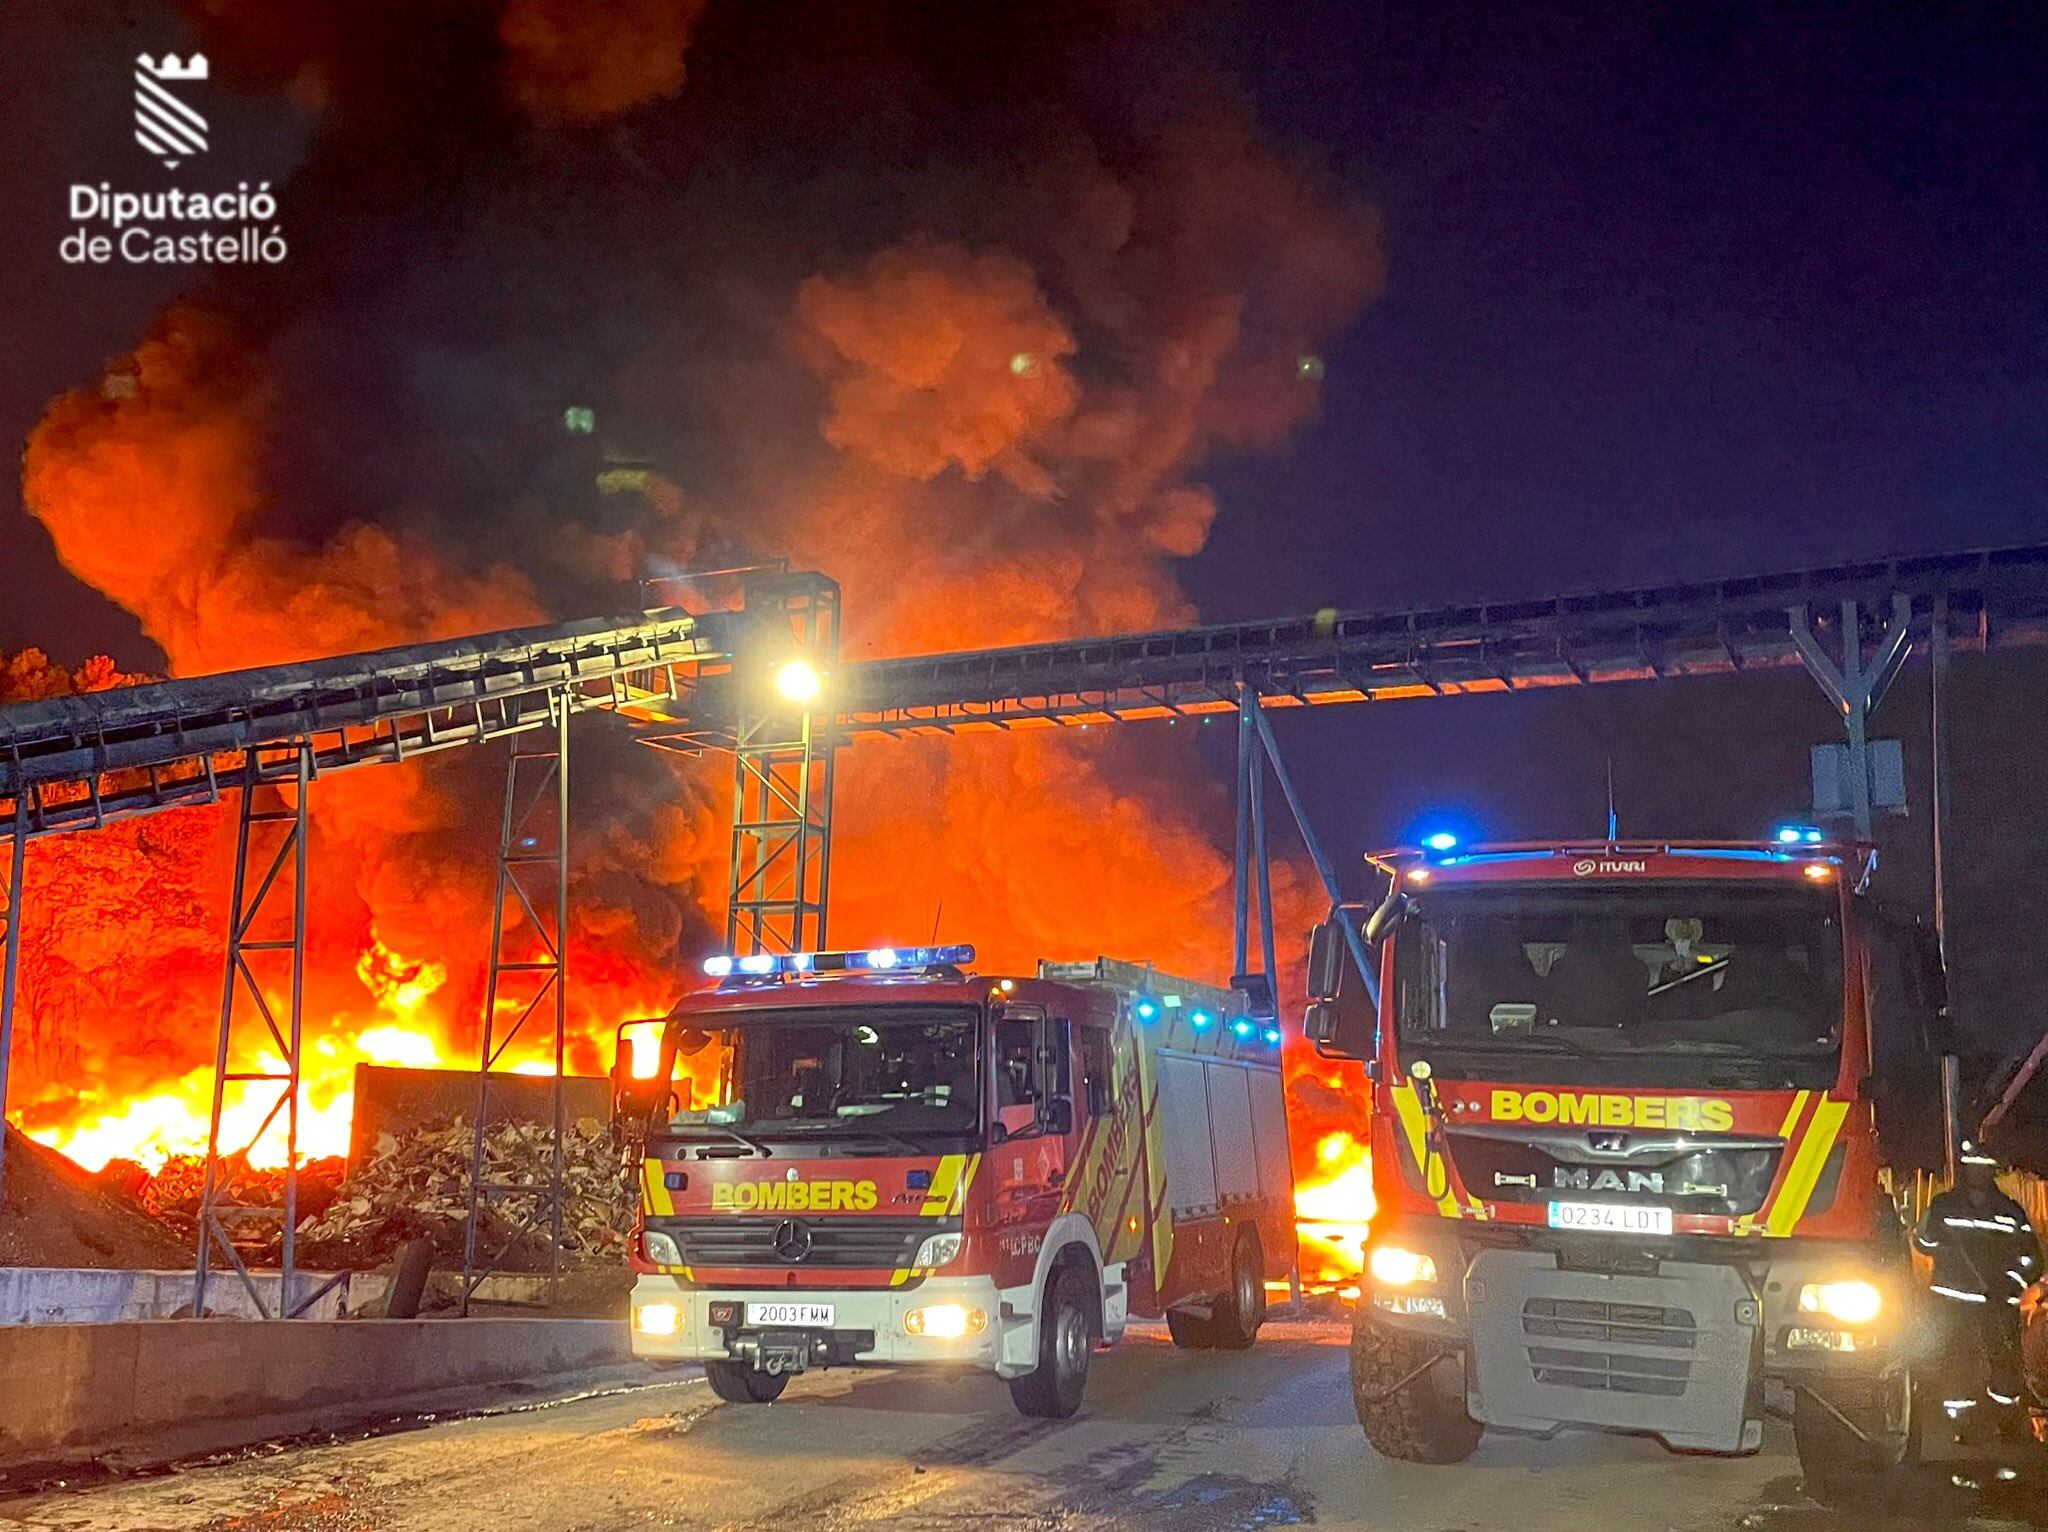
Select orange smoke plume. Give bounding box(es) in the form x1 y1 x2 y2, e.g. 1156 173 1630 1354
10 15 1383 1201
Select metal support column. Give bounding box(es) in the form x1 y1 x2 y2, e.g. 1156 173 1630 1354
1241 694 1379 1009
462 694 571 1313
194 744 311 1319
0 811 27 1210
1789 594 1914 840
727 572 841 956
1232 694 1255 979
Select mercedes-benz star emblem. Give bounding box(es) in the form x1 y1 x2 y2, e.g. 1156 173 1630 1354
772 1218 813 1263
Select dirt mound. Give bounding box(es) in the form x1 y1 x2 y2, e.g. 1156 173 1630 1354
0 1126 190 1269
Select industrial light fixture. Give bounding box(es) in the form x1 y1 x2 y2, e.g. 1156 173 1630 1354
775 658 823 704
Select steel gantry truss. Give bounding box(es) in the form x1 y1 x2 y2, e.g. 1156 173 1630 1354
193 746 320 1319
825 544 2048 736
723 571 842 956
462 697 572 1311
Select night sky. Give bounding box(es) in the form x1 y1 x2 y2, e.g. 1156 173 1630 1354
4 2 2046 1069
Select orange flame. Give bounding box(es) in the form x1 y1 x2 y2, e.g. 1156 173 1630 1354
1294 1129 1374 1285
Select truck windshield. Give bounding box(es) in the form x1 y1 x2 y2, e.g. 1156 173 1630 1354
662 1005 981 1147
1393 882 1843 1089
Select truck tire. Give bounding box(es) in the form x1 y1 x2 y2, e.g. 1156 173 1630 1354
704 1361 789 1404
1792 1369 1915 1501
1009 1265 1094 1419
1210 1230 1267 1350
1166 1307 1216 1348
1350 1311 1482 1463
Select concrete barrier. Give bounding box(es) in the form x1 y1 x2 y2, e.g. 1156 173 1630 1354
0 1317 637 1469
0 1266 354 1324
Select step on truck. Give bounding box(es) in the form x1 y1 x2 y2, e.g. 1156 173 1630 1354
1303 836 1951 1491
617 946 1295 1416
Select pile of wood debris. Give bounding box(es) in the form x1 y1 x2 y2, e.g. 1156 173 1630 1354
292 1116 635 1270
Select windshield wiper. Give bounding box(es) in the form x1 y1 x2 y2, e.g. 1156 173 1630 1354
775 1122 934 1156
1413 1034 1577 1055
657 1123 772 1158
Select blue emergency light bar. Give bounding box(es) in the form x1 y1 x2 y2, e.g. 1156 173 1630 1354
703 944 976 979
1773 823 1826 845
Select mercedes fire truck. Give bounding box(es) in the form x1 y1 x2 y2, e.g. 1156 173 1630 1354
1303 837 1949 1491
618 947 1294 1417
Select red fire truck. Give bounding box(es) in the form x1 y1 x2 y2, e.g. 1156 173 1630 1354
619 947 1295 1416
1303 835 1949 1492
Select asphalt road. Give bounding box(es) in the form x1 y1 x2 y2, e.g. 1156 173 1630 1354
8 1320 2048 1531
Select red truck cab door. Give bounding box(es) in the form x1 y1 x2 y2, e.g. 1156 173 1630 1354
989 1006 1079 1263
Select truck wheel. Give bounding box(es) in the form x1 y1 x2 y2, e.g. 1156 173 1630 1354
1210 1230 1267 1350
1793 1370 1915 1501
1166 1308 1216 1348
1009 1266 1094 1419
1350 1310 1481 1463
704 1361 789 1404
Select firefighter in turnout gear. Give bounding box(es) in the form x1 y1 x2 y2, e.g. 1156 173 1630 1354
1915 1142 2040 1406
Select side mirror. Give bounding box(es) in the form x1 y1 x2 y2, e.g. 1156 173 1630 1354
611 1058 666 1120
1363 886 1408 947
1306 922 1344 1003
612 1018 679 1122
1304 1000 1340 1047
1042 1097 1075 1137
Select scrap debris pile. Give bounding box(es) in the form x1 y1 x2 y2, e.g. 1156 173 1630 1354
292 1116 636 1270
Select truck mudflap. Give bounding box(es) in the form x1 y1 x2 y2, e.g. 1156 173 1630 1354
1464 1249 1764 1452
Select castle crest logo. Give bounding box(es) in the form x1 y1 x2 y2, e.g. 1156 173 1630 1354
134 53 209 169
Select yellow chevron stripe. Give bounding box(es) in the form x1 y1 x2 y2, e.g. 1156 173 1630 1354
638 1161 690 1276
1729 1093 1814 1236
642 1159 674 1217
1390 1082 1463 1218
921 1154 963 1216
1777 1089 1812 1140
1765 1097 1849 1237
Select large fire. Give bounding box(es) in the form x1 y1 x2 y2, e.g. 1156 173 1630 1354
3 2 1384 1215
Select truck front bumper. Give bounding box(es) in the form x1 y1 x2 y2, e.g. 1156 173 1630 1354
1365 1222 1909 1453
630 1274 1012 1376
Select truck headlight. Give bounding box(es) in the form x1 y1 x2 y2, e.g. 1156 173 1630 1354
1368 1245 1438 1288
634 1302 681 1337
914 1232 963 1269
644 1230 683 1266
905 1303 986 1339
1798 1279 1883 1325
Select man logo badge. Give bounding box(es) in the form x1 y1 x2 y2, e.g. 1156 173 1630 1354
772 1218 814 1263
135 53 208 170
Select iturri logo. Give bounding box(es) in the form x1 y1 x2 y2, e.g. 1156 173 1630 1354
134 53 208 170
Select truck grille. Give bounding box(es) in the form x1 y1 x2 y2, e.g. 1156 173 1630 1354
1448 1133 1781 1217
1522 1299 1696 1397
1523 1297 1698 1349
1526 1346 1692 1397
652 1215 941 1270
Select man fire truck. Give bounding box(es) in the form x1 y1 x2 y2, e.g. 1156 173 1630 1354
1302 833 1950 1492
617 946 1294 1417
